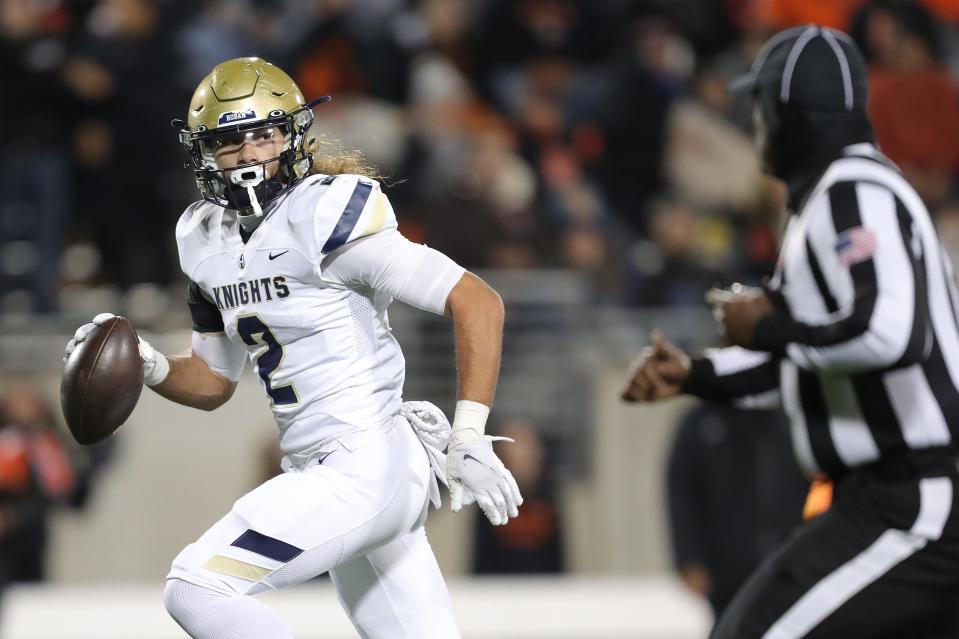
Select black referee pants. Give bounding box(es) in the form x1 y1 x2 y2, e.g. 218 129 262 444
712 467 959 639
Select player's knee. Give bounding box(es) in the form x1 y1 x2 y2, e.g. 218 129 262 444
163 577 294 639
163 578 224 626
163 578 193 622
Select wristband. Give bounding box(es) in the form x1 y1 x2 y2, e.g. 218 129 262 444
450 400 490 448
144 353 170 387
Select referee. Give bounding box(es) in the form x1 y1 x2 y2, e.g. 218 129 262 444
624 26 959 638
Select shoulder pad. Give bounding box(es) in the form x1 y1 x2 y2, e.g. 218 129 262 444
175 200 225 278
300 174 398 256
175 200 216 239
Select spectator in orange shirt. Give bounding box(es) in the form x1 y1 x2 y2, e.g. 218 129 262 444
852 0 959 207
751 0 957 32
920 0 959 22
0 384 78 590
753 0 869 32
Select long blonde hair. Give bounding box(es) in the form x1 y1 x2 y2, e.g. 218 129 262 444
306 136 381 180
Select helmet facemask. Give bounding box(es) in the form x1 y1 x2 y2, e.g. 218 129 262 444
177 105 318 216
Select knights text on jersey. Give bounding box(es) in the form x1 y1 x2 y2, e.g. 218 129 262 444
175 174 405 453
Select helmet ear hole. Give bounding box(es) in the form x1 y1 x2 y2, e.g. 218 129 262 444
304 136 319 154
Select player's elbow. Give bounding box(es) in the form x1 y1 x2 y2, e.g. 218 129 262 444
474 279 505 331
868 325 918 368
483 285 505 327
848 295 919 369
446 272 505 328
197 376 236 411
847 310 919 370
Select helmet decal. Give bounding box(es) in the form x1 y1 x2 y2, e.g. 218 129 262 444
217 108 258 125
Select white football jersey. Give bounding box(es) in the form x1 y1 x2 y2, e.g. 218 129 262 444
176 174 448 454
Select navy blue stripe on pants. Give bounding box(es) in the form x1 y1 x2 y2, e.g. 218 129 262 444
231 530 303 563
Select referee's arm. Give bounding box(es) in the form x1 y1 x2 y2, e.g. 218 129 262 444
683 347 781 409
753 182 928 374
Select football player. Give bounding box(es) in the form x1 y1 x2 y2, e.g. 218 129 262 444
63 58 522 638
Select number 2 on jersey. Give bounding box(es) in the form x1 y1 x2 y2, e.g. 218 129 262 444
236 315 298 406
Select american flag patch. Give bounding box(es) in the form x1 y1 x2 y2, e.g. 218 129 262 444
834 227 877 267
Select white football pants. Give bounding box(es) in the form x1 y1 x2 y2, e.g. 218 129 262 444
164 416 459 638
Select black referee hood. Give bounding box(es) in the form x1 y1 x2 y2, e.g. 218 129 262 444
730 25 875 194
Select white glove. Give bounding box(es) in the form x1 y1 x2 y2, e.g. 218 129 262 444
446 401 523 526
137 334 170 386
63 313 170 386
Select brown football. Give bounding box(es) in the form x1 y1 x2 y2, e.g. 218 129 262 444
60 316 144 445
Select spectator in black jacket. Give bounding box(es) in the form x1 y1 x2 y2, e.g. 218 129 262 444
472 417 564 574
666 401 807 616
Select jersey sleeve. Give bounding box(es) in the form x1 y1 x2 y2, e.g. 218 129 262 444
175 200 218 279
191 331 247 382
321 229 466 315
312 175 398 258
753 182 926 374
187 280 225 333
683 347 782 409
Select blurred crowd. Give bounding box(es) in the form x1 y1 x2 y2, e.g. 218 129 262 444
0 383 112 594
4 0 959 591
1 0 958 317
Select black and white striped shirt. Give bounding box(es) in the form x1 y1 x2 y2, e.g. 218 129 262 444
684 143 959 478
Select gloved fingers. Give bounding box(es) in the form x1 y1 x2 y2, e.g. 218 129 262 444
73 322 96 343
137 336 160 366
92 312 117 325
487 489 508 526
460 488 476 507
475 491 503 526
503 468 523 509
498 475 519 518
63 338 77 362
486 436 516 445
449 479 463 512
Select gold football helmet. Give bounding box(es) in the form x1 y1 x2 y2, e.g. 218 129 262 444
175 57 329 214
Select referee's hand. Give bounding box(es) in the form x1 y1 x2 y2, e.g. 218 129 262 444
706 284 774 349
621 331 691 402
